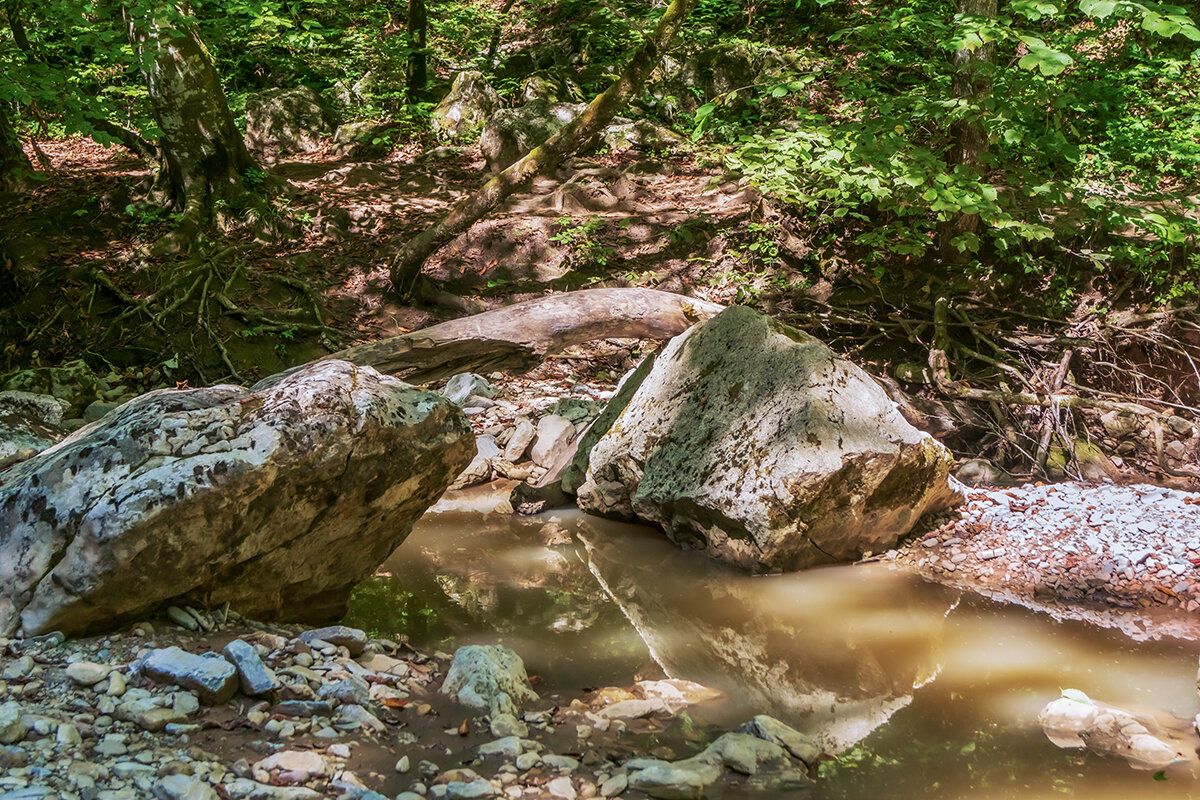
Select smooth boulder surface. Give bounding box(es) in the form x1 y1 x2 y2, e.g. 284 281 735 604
244 86 339 163
479 100 687 172
0 360 474 637
573 306 962 573
431 71 501 141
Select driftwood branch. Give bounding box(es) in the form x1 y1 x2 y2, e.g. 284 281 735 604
324 288 723 383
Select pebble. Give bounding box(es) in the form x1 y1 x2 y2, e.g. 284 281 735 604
895 483 1200 635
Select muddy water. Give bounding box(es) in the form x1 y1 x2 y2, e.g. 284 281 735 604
345 502 1200 799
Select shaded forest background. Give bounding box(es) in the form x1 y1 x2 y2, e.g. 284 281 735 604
1 0 1199 479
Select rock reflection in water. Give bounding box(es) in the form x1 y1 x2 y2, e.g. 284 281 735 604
577 517 957 753
344 509 658 687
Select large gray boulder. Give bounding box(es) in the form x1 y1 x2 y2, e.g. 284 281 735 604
431 71 501 142
572 306 962 573
1 359 100 417
0 391 67 470
480 100 584 173
480 101 687 172
244 86 339 163
0 360 474 637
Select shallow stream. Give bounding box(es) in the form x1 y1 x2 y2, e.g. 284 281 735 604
344 494 1200 799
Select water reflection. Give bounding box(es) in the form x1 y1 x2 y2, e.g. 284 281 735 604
577 516 955 752
345 503 1200 799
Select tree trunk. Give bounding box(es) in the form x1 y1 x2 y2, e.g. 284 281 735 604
0 105 32 192
937 0 997 271
388 0 700 297
321 288 723 383
407 0 428 101
484 0 518 71
125 5 259 224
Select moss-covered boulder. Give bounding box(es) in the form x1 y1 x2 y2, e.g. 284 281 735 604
572 306 963 573
431 71 501 142
244 86 339 163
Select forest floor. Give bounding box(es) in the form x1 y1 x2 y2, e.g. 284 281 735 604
4 136 1200 484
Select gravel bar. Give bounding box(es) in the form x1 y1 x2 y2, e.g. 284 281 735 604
893 482 1200 641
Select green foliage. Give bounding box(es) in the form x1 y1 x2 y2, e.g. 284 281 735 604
711 0 1200 302
552 215 613 267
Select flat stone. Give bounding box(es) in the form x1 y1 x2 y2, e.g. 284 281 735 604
445 779 497 800
141 647 238 705
152 774 220 800
221 778 323 799
2 655 34 680
65 661 111 686
273 700 334 718
334 703 385 732
298 626 367 656
223 639 280 697
599 774 627 797
0 700 27 744
256 749 327 778
478 736 522 758
504 419 536 462
317 677 369 706
531 415 575 468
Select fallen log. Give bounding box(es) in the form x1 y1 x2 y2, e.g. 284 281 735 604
324 288 724 383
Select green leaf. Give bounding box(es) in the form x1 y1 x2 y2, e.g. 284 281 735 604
1061 688 1092 705
1079 0 1116 19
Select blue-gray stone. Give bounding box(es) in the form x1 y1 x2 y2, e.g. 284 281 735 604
222 639 280 697
140 647 238 705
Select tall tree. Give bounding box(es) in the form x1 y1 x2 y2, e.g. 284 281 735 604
0 104 31 192
407 0 428 100
937 0 997 271
124 3 260 229
389 0 699 296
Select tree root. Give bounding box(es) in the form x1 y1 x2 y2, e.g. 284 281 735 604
83 244 339 382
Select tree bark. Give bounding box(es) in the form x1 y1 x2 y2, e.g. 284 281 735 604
388 0 700 297
125 5 259 223
483 0 518 71
0 105 32 193
937 0 997 271
407 0 428 101
321 288 723 383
